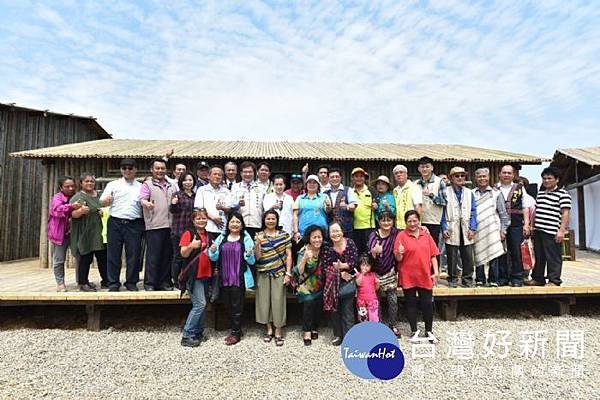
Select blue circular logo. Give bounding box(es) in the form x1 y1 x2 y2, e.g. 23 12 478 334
340 322 405 380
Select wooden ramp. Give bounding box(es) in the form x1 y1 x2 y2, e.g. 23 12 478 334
1 251 600 330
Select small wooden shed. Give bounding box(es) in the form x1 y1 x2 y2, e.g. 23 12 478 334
11 138 547 268
551 147 600 252
0 103 110 261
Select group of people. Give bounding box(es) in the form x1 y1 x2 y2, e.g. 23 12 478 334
47 155 571 348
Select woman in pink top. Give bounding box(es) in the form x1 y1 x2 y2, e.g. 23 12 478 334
355 254 380 322
48 176 82 291
394 210 440 344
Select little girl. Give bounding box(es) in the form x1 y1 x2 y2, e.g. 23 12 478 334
355 254 380 322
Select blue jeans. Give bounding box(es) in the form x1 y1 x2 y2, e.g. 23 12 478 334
475 258 499 284
182 279 208 338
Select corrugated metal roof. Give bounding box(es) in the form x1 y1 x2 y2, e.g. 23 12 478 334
10 139 548 163
0 102 111 139
555 147 600 167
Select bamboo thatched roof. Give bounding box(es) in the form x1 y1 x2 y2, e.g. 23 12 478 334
554 147 600 167
11 139 548 164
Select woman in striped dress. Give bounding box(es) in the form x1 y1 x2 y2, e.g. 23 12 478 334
254 210 293 346
367 211 401 337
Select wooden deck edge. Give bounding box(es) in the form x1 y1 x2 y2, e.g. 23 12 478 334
1 285 600 303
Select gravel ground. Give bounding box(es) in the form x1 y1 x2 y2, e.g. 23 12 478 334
1 306 599 400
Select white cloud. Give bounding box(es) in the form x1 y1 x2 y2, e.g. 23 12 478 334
0 0 598 175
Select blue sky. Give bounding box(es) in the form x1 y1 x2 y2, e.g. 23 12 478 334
1 1 599 181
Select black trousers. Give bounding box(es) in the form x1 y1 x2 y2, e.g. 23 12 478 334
144 228 173 290
302 297 323 332
77 248 108 285
331 296 355 339
423 224 441 265
352 228 374 256
532 231 563 285
107 217 143 289
171 235 184 288
403 287 434 332
221 285 245 337
446 228 474 284
498 225 524 285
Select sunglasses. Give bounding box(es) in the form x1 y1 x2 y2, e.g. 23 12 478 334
454 174 466 178
121 166 135 170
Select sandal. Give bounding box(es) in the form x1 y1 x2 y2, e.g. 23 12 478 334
274 336 284 347
263 333 274 343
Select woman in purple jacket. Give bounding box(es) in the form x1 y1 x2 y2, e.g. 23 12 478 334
48 176 82 291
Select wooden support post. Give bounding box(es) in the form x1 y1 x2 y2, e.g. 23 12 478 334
577 186 586 251
550 297 574 317
86 304 103 331
440 300 458 321
39 162 49 268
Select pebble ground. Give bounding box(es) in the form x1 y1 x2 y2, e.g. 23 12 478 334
1 301 598 399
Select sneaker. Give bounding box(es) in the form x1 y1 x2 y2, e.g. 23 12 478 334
224 334 240 346
391 326 402 338
108 287 119 292
408 330 421 343
426 331 439 344
475 282 484 287
195 334 208 343
125 285 139 292
509 281 523 287
461 281 474 288
181 336 201 347
56 283 67 292
448 281 458 288
100 282 110 289
489 282 499 288
86 282 97 289
331 337 342 346
546 282 559 287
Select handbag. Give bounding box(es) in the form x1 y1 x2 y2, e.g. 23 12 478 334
208 269 220 303
521 239 535 271
338 279 356 299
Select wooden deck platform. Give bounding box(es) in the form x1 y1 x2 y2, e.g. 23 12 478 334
1 251 600 329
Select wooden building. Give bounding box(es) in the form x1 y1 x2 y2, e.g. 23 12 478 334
0 103 111 261
551 147 600 252
11 138 546 268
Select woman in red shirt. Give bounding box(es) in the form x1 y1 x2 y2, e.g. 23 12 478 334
179 209 213 347
394 210 440 344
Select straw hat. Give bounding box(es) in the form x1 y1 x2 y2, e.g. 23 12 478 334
448 166 468 178
351 167 369 176
375 175 392 190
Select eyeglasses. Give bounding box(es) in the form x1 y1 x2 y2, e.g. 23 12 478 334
121 166 135 170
